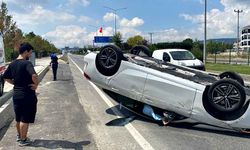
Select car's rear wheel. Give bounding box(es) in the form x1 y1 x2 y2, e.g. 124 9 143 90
96 45 123 76
219 71 244 86
207 79 246 113
130 45 151 57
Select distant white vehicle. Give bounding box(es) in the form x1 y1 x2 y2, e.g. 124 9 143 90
152 49 205 70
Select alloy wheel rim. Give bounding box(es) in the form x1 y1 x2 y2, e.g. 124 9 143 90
211 83 241 110
99 47 118 69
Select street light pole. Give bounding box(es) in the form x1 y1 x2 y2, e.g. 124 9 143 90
234 9 243 55
104 6 127 34
203 0 207 65
149 32 154 45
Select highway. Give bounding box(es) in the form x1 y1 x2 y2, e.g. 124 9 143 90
1 54 250 150
69 54 250 150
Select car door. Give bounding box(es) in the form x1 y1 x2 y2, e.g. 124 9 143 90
108 61 148 101
141 70 197 116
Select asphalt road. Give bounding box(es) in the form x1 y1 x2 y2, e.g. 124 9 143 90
1 55 250 150
0 61 97 150
69 54 250 150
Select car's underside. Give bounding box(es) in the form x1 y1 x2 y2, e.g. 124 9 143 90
124 53 218 85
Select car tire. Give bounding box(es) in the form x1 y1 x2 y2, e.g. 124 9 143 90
96 45 123 76
219 71 244 86
130 45 151 57
207 79 246 113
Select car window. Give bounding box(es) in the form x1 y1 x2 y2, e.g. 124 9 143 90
170 51 195 60
163 52 170 62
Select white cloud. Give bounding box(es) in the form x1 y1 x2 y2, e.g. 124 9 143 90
146 28 191 43
103 12 118 22
68 0 90 7
120 17 144 28
43 25 89 48
78 16 93 23
12 5 76 27
179 0 250 39
3 0 49 4
43 25 115 48
221 0 250 8
119 27 142 39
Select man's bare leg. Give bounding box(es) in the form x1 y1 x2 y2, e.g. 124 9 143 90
16 122 20 136
20 122 29 140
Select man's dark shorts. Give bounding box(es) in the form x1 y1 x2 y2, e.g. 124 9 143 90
13 94 37 123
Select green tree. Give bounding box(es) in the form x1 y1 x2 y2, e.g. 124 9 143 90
24 32 59 57
112 32 123 48
0 2 23 61
182 38 193 50
127 35 147 47
191 40 203 61
0 2 16 36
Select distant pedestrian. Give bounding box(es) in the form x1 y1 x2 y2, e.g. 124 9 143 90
3 42 38 146
50 53 58 81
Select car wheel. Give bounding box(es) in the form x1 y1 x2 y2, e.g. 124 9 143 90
207 79 246 113
130 45 151 57
219 71 244 86
96 45 123 76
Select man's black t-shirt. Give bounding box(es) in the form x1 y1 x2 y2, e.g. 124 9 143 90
3 59 37 99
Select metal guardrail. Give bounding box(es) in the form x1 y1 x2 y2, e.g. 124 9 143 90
0 65 49 135
0 90 13 107
0 66 49 108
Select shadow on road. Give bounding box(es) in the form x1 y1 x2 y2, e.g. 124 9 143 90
169 123 250 139
105 99 250 139
30 139 91 150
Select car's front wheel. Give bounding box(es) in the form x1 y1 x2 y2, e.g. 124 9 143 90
96 45 124 76
207 79 246 113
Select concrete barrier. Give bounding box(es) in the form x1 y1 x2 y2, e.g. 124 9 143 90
0 65 49 131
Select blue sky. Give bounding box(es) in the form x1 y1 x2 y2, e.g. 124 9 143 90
4 0 250 48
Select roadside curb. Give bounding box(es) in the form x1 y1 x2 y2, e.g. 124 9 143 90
0 65 49 132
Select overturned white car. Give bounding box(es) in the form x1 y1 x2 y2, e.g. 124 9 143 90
83 44 250 132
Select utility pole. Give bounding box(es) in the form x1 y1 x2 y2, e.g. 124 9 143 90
149 32 153 45
203 0 207 65
104 6 127 35
234 9 243 55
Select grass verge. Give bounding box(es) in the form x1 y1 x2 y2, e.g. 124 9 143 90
206 62 250 75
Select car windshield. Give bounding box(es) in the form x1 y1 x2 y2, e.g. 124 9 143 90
170 51 196 60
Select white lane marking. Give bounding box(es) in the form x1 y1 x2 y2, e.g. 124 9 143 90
69 56 156 150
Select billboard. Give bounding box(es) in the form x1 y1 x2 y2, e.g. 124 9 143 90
94 36 113 43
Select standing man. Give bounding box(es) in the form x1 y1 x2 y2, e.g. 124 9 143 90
3 43 38 146
50 53 58 81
